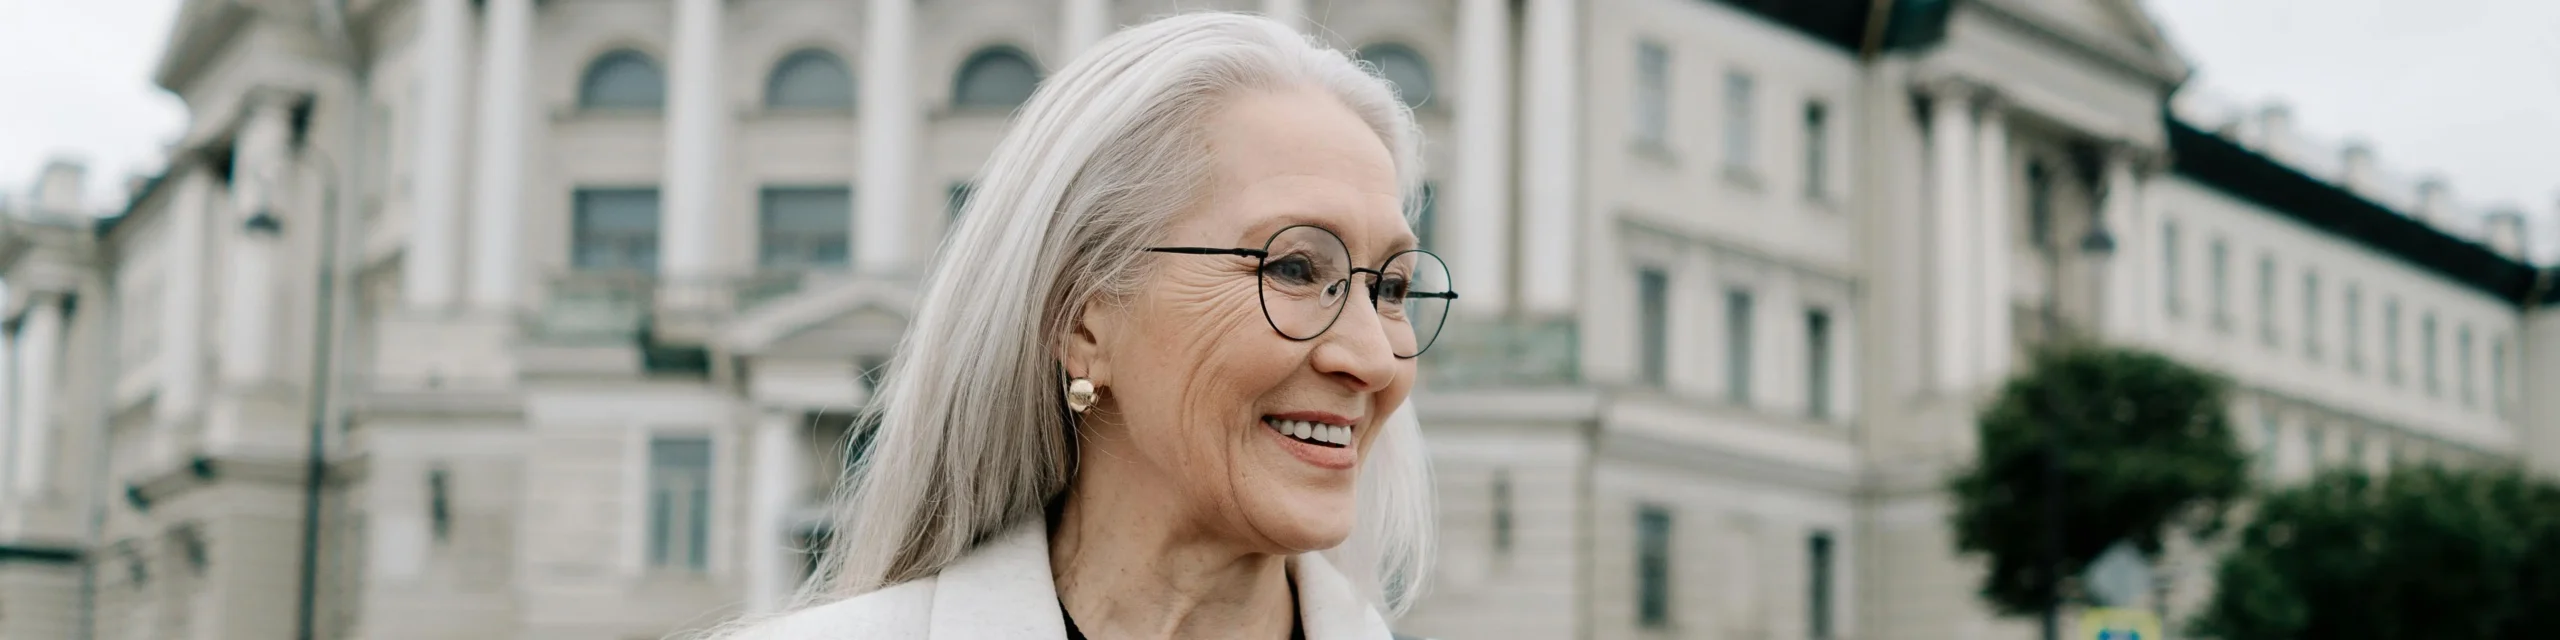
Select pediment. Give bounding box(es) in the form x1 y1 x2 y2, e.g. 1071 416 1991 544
718 275 920 357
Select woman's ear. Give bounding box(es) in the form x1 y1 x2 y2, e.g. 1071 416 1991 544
1058 296 1117 387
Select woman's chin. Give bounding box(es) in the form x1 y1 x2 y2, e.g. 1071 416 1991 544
1243 487 1359 552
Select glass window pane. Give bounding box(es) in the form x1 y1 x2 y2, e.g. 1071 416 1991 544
760 186 852 269
1638 269 1670 386
573 188 660 271
1635 43 1669 144
766 49 854 109
1415 182 1438 253
1723 71 1755 169
646 435 712 572
580 50 666 110
1636 506 1673 628
1726 288 1754 405
954 48 1041 109
1804 102 1828 197
1807 309 1831 419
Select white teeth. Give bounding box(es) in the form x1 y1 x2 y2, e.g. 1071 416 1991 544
1266 418 1353 447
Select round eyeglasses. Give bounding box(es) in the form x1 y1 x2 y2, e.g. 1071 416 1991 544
1146 224 1457 358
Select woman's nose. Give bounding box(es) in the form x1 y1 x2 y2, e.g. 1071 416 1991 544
1311 292 1401 391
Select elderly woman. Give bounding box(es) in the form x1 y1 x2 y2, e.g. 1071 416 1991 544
721 11 1454 640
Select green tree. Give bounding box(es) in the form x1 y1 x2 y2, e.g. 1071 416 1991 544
2192 464 2560 640
1948 344 2252 616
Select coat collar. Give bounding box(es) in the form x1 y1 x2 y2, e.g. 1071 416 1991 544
926 518 1395 639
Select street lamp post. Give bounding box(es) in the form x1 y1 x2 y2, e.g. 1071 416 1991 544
2043 214 2117 640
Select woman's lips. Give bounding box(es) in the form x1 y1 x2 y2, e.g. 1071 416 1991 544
1262 416 1358 470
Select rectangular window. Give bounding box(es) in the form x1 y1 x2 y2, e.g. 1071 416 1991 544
2161 220 2182 317
1803 101 1829 198
1636 505 1673 628
946 181 975 223
1726 288 1755 405
572 188 662 271
758 186 851 269
2492 335 2510 417
1722 71 1756 171
2344 284 2363 372
2422 313 2440 396
2209 238 2231 329
2458 326 2475 407
1806 308 1833 419
1808 532 1836 640
2258 253 2279 346
1634 42 1670 147
1639 269 1670 387
2306 424 2327 470
2257 412 2281 479
2302 270 2321 359
1492 469 1515 557
2384 299 2404 385
646 435 713 572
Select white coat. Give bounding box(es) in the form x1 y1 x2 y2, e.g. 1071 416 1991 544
731 518 1399 639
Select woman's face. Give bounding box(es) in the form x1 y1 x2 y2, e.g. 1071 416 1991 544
1070 86 1416 553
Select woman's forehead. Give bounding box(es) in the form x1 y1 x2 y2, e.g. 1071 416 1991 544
1193 89 1412 251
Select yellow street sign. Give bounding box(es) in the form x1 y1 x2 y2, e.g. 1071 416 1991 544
2078 607 2163 640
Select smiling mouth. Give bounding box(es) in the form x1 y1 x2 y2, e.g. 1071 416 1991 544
1262 416 1352 448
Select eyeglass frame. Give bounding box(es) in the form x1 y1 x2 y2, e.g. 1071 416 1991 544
1143 224 1460 359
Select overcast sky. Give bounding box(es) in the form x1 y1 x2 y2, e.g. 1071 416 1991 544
2 0 2553 261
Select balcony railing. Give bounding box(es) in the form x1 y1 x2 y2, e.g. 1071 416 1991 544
1423 315 1581 388
529 269 858 346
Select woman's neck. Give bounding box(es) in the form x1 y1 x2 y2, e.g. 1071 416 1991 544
1049 459 1297 640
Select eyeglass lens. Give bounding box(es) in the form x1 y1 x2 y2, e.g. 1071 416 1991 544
1257 225 1453 358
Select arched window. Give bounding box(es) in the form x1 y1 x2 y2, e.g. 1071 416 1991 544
952 46 1041 110
1357 43 1435 108
580 49 666 110
766 48 854 109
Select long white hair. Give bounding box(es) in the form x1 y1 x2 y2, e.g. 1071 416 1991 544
790 11 1436 618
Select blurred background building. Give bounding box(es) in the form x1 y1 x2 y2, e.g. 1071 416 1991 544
0 0 2553 638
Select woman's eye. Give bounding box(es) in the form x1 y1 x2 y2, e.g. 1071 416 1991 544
1375 277 1411 304
1263 255 1318 284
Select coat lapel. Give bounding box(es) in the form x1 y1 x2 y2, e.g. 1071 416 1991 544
926 519 1067 638
920 517 1390 639
1290 553 1394 640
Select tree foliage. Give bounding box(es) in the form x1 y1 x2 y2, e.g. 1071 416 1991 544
1948 344 2251 616
2191 464 2560 640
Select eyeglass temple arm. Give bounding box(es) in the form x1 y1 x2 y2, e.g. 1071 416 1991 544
1143 247 1267 258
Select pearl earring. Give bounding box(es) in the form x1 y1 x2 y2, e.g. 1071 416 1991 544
1065 378 1099 414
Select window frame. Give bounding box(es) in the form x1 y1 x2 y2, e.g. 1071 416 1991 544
578 49 668 111
570 187 663 272
1637 268 1672 387
1632 41 1671 149
642 432 716 574
1725 287 1755 405
1635 505 1674 629
1805 308 1833 420
952 46 1043 111
756 185 853 270
1721 70 1757 174
763 47 855 110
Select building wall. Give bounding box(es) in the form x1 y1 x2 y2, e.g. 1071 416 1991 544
0 560 84 640
2145 178 2524 457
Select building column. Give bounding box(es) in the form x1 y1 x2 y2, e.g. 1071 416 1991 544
2098 147 2142 339
220 95 294 386
160 168 215 428
1926 81 1977 393
1062 0 1111 60
1451 0 1512 314
405 0 469 310
859 0 918 273
11 295 61 500
1974 95 2013 387
662 0 725 297
469 0 535 314
1261 0 1305 31
1518 0 1579 314
745 409 809 614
